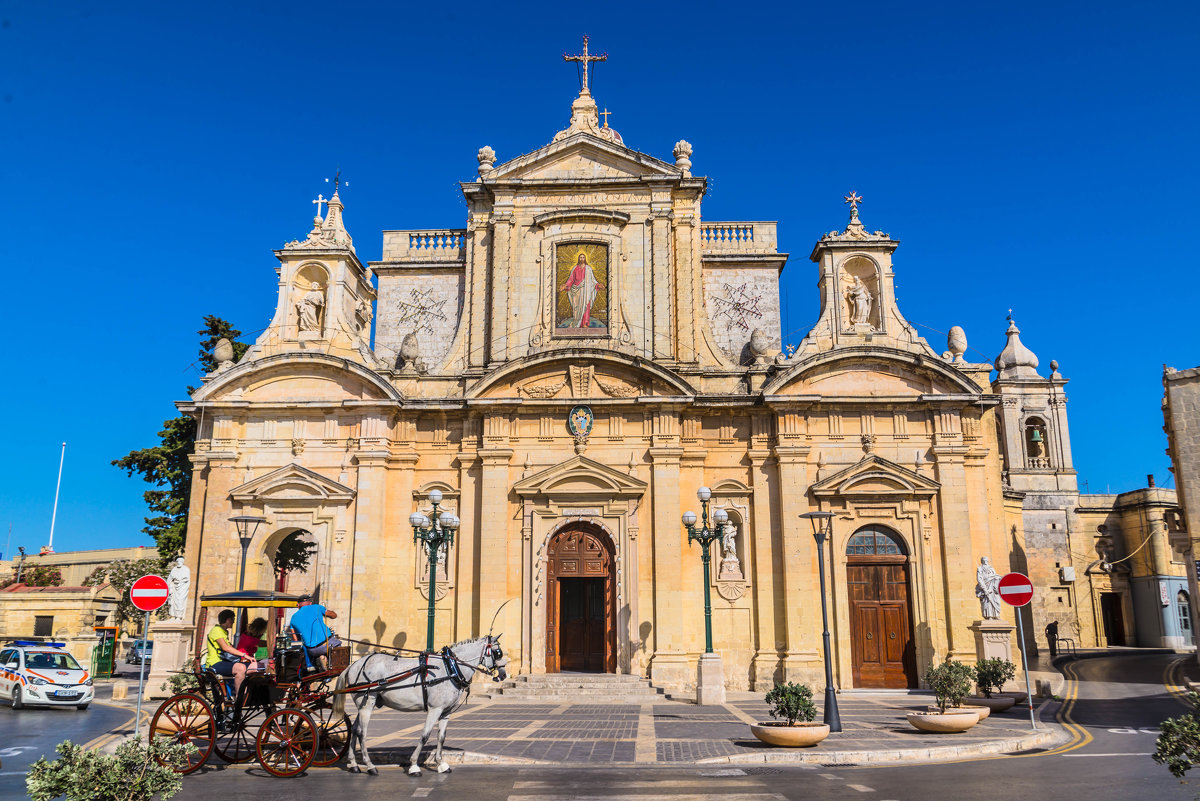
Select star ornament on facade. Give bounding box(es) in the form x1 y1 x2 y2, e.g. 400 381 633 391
844 191 863 210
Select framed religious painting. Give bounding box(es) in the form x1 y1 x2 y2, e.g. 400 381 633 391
555 242 609 337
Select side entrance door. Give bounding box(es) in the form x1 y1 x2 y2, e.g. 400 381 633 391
559 578 607 672
546 527 615 673
847 557 917 688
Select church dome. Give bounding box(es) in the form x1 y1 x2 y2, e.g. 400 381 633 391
994 316 1041 379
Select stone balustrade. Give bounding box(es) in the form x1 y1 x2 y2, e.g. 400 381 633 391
700 222 778 254
382 229 467 262
1027 457 1051 470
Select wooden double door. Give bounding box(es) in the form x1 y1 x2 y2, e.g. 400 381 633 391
847 556 917 688
546 528 616 673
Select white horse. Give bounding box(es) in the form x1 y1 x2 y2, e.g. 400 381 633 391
331 635 507 776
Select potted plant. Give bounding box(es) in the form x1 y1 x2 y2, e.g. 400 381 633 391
968 658 1017 712
907 658 980 733
750 682 831 747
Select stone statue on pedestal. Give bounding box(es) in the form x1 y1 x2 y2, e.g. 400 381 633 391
975 556 1001 620
167 557 191 621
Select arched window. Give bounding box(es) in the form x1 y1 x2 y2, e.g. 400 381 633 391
1178 590 1191 633
846 525 906 556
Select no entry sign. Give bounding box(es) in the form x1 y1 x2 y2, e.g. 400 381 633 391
130 574 169 612
999 572 1034 607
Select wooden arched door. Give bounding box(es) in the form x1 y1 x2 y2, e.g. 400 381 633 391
846 525 917 688
546 527 616 673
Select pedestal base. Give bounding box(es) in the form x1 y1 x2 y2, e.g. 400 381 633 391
145 621 196 699
696 652 726 705
970 619 1015 664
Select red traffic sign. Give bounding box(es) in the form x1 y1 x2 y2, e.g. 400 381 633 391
130 574 170 612
999 572 1034 607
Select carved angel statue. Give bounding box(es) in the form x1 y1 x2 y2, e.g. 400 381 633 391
297 281 325 332
975 556 1001 620
719 522 742 578
846 276 873 325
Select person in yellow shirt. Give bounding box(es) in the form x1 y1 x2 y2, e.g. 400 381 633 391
205 610 253 698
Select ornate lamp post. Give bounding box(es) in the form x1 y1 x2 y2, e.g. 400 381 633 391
682 487 729 654
230 515 267 636
410 489 459 652
799 510 841 732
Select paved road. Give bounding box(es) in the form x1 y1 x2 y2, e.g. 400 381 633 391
0 700 131 798
146 653 1200 799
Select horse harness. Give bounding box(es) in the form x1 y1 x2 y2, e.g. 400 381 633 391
337 640 501 712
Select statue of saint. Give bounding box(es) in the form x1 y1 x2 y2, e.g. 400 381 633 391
167 557 191 621
975 556 1001 620
298 281 325 332
846 275 873 325
559 252 604 328
719 522 742 578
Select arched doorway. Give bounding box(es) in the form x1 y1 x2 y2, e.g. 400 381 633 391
546 525 616 673
845 525 917 688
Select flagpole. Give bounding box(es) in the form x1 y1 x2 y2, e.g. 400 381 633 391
48 442 66 553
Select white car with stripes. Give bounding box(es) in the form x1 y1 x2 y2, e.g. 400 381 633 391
0 641 94 710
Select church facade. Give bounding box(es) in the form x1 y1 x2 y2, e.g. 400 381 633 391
177 75 1190 691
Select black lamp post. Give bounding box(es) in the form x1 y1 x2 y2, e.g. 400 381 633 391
16 547 26 585
230 515 267 636
410 490 459 652
682 487 729 655
799 510 842 732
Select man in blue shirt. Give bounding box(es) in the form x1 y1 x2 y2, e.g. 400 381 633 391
288 594 341 669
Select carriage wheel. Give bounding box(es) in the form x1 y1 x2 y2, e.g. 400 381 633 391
213 700 271 764
256 708 317 777
304 698 350 767
149 693 215 775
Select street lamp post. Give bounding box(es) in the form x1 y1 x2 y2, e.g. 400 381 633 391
682 487 729 705
16 547 26 585
230 515 267 637
682 487 729 654
800 510 842 732
410 490 459 652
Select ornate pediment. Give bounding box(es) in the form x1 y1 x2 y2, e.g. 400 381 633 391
810 455 940 499
486 136 680 183
513 455 647 499
229 464 356 504
468 352 694 400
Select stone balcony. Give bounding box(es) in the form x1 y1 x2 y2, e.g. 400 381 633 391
381 229 467 263
700 222 779 255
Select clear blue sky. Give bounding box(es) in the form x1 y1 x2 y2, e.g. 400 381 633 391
2 1 1197 556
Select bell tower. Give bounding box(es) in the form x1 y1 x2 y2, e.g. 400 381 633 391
241 184 381 368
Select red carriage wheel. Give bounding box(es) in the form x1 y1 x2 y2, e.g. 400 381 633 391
304 698 350 767
213 701 271 764
149 693 215 775
256 708 317 777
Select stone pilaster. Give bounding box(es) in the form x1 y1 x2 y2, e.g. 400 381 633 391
749 449 781 689
648 439 687 686
478 445 515 646
489 209 514 364
774 444 820 683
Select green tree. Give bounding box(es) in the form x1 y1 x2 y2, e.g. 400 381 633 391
1155 692 1200 781
84 557 170 630
0 563 63 589
26 738 196 801
113 317 248 558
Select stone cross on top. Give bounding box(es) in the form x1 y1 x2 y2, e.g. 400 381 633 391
563 35 607 94
313 194 328 218
844 191 863 211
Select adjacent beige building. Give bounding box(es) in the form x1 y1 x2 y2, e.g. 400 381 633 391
176 78 1186 692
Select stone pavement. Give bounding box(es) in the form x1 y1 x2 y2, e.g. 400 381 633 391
326 690 1064 767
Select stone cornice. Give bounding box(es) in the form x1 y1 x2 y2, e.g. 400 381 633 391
532 208 631 228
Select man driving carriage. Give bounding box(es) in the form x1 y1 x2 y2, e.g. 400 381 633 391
288 594 342 671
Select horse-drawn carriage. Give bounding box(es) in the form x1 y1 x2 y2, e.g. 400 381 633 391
148 590 350 777
149 589 510 778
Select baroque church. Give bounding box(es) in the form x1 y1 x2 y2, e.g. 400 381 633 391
178 47 1192 692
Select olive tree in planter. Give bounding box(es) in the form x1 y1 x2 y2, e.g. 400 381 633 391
907 658 981 733
968 657 1017 712
750 682 831 747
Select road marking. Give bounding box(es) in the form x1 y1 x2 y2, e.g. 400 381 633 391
516 781 762 790
847 785 875 792
413 789 432 798
1062 752 1153 757
698 769 747 776
507 796 787 801
819 773 840 779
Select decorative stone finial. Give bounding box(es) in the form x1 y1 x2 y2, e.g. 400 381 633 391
1050 359 1061 378
946 325 968 364
212 337 235 373
477 146 496 176
748 328 772 365
285 181 355 252
994 313 1041 379
674 140 693 177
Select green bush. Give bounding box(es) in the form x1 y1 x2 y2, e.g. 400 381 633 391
764 682 817 726
925 658 975 713
160 661 199 696
974 658 1017 699
1154 692 1200 780
26 737 197 801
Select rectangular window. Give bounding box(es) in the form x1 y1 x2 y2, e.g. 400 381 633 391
33 616 53 637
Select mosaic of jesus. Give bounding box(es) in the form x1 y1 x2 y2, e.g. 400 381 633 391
556 243 608 332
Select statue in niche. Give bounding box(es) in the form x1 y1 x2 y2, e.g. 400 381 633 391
167 556 191 621
975 556 1001 620
719 521 742 579
845 275 873 326
297 281 325 332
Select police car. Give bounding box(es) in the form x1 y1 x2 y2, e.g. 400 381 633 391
0 641 94 710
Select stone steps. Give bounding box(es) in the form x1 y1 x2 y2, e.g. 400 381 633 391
480 672 667 703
